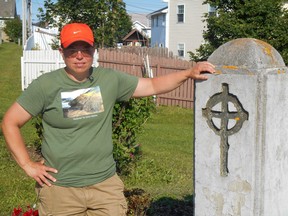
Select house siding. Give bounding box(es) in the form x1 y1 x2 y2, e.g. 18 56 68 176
151 13 167 47
0 0 17 42
168 0 207 60
0 0 16 18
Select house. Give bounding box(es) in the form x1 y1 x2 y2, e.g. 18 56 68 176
0 0 17 42
121 13 151 47
147 6 168 48
163 0 287 60
149 0 215 60
130 13 151 38
167 0 215 60
122 28 149 47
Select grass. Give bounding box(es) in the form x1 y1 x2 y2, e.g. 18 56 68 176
124 106 194 199
125 106 194 216
0 43 39 215
0 43 195 215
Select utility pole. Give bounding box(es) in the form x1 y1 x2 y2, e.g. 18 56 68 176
22 0 27 48
22 0 32 49
27 0 32 37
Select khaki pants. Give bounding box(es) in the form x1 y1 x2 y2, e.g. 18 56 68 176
35 174 127 216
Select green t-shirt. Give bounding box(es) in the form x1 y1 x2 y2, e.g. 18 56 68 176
17 67 138 187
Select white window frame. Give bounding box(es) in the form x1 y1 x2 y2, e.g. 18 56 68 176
208 4 217 17
177 43 185 58
177 4 185 23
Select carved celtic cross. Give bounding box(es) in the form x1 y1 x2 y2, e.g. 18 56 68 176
202 83 248 177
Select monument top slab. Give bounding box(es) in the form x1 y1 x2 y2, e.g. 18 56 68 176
208 38 285 71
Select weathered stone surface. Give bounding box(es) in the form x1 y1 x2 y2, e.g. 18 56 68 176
208 38 285 70
195 38 288 216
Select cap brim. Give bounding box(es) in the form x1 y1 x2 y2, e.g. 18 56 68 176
62 38 94 48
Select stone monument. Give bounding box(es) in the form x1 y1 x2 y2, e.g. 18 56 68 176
195 38 288 216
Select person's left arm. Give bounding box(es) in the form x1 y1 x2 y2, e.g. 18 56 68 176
132 61 215 98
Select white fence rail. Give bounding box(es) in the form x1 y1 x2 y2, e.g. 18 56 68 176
21 50 99 90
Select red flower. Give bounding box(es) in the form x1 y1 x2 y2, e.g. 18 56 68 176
11 205 39 216
23 209 32 216
33 210 39 216
12 207 22 216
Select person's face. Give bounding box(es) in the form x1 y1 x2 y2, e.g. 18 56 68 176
60 41 95 76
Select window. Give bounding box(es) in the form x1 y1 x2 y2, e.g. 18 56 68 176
178 43 185 57
161 15 166 26
208 4 216 17
152 16 159 27
156 16 159 27
177 5 184 23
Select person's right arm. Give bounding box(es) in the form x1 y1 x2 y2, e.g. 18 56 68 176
1 102 58 186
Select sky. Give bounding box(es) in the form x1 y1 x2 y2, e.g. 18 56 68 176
16 0 168 22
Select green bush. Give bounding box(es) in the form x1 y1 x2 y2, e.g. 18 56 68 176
112 97 155 174
3 17 22 43
32 115 43 154
32 97 155 174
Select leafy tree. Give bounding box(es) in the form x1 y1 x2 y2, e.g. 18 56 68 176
38 0 132 48
190 0 288 64
3 17 22 43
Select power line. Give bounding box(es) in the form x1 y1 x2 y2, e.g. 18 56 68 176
125 1 167 13
21 0 167 21
126 4 158 12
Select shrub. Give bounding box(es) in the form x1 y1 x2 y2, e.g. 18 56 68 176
112 97 155 174
3 18 22 43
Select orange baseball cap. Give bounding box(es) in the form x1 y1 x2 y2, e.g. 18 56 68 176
60 23 94 48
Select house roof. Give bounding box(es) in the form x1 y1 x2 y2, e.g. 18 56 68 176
130 13 151 28
122 28 149 41
0 0 17 18
147 6 168 18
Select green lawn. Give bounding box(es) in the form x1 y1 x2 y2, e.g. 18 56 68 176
0 43 195 215
123 106 194 199
0 43 39 215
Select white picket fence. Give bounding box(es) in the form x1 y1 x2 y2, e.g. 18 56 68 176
21 50 99 90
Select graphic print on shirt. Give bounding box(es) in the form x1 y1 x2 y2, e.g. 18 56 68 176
61 87 104 118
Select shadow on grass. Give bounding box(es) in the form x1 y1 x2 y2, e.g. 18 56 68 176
147 195 194 216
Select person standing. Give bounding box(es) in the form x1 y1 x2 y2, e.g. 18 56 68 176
2 23 215 215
